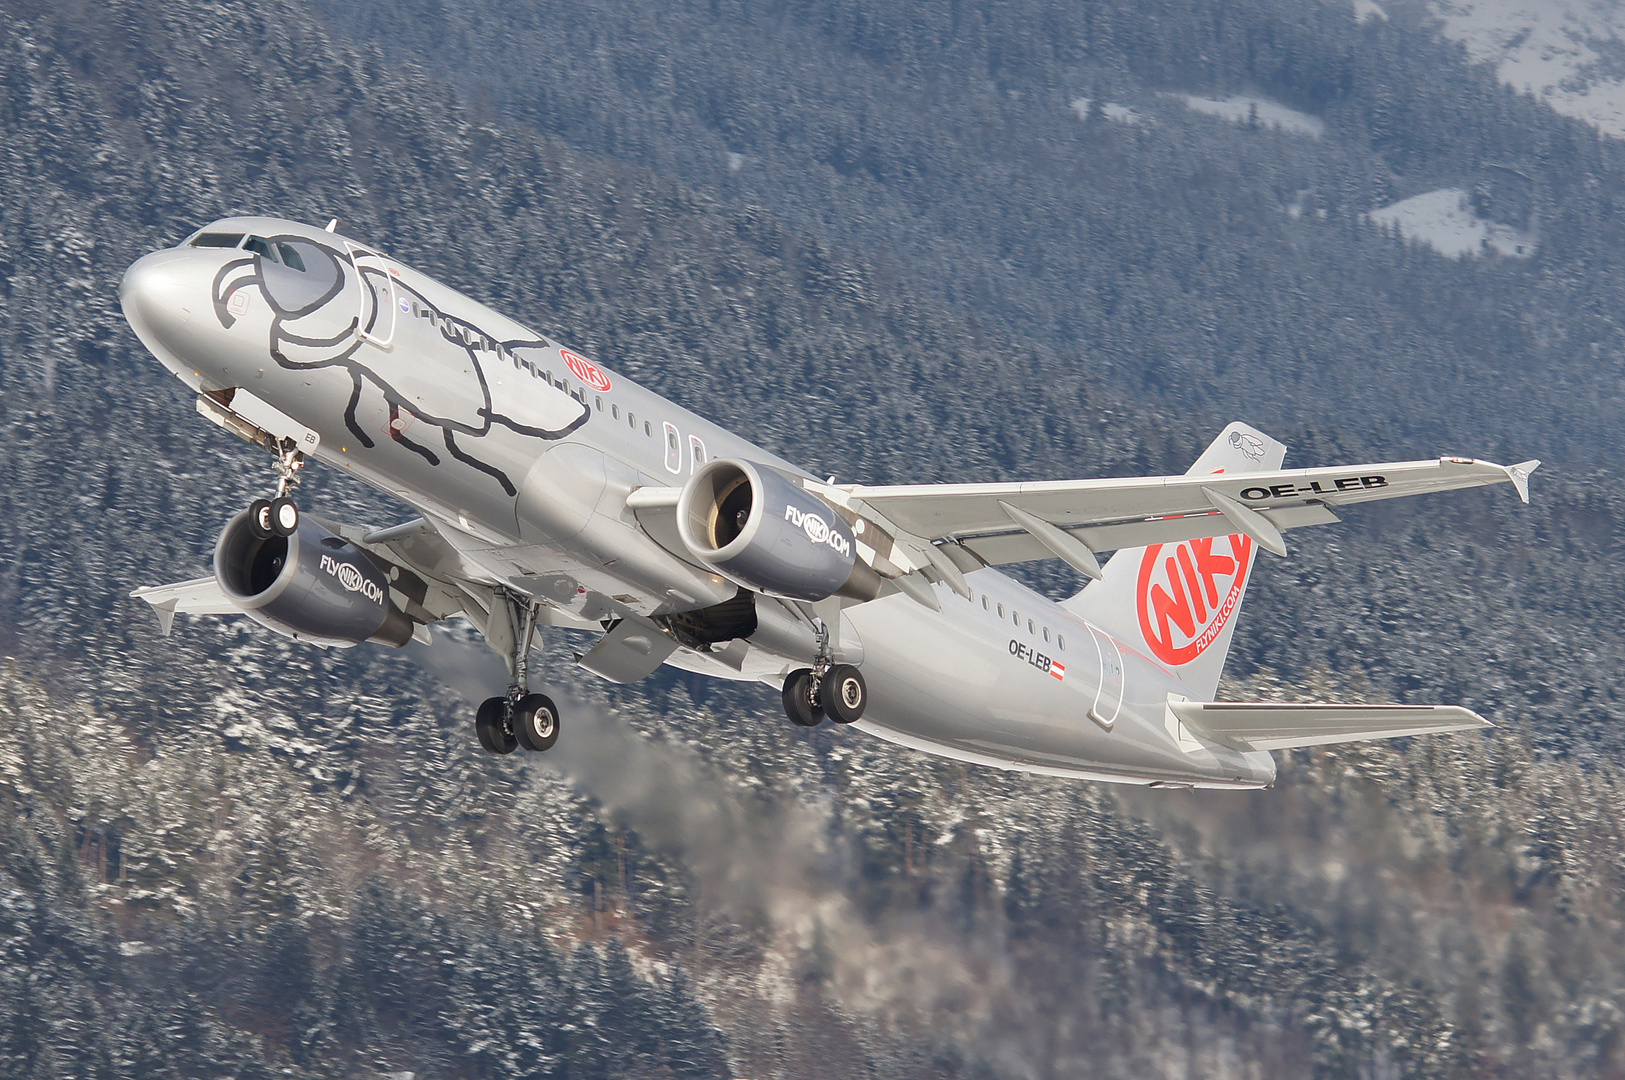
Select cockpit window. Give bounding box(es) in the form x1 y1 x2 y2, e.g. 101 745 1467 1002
275 243 307 272
243 236 278 262
190 232 244 249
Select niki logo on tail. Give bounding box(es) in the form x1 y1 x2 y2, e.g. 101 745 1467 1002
1136 534 1253 666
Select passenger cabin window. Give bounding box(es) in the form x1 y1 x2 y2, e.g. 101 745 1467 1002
595 396 603 411
190 232 244 248
611 404 620 419
663 422 682 473
997 603 1005 617
645 421 653 437
275 243 307 272
1043 627 1051 643
243 236 278 262
1058 635 1066 651
982 596 989 610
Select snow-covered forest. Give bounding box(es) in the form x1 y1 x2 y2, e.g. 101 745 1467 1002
5 0 1625 1075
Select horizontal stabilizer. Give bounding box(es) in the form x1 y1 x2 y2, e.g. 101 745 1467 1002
131 577 237 635
1167 700 1491 751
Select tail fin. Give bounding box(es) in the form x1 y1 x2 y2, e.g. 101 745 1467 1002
1061 422 1285 698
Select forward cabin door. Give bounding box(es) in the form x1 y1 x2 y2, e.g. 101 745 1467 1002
346 243 398 348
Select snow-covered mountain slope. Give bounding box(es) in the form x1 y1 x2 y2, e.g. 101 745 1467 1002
1370 188 1537 257
1421 0 1625 136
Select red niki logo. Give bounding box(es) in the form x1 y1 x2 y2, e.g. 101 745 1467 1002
563 349 613 392
1136 534 1253 667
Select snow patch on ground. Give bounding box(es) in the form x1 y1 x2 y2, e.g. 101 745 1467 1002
1069 97 1144 124
1430 0 1625 137
1369 188 1537 257
1176 94 1325 137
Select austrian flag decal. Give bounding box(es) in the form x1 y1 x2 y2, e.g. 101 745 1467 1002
1050 662 1066 682
1136 534 1253 667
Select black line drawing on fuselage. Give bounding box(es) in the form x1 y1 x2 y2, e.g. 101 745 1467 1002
210 236 589 496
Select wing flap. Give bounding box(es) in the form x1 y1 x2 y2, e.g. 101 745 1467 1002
959 502 1340 566
1168 700 1491 752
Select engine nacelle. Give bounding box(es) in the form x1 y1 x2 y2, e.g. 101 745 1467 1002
676 459 880 602
214 510 415 648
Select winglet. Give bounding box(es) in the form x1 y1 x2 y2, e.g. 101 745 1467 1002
1505 459 1539 504
130 590 179 637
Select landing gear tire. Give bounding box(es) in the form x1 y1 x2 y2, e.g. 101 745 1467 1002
269 496 300 537
475 696 517 755
249 498 275 540
782 669 824 727
514 693 560 752
824 664 867 724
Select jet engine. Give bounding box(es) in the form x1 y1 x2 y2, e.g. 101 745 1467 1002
213 510 415 647
676 459 881 602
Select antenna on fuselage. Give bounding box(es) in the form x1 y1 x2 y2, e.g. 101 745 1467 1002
324 218 339 232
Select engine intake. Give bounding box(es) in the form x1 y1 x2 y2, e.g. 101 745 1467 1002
214 510 415 647
676 459 880 602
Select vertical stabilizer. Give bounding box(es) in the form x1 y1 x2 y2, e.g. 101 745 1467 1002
1061 423 1286 699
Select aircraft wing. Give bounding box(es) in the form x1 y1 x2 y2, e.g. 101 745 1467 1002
131 576 237 635
839 455 1537 569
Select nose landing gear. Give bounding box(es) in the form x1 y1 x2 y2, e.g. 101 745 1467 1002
246 438 307 539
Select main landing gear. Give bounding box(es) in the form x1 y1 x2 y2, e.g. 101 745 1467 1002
781 616 867 728
783 663 867 727
247 438 306 539
475 593 561 755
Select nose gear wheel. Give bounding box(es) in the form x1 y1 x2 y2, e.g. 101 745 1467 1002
247 438 307 539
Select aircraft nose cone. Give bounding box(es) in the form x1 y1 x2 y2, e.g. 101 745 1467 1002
120 249 204 361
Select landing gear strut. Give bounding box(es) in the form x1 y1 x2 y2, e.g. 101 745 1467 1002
781 615 867 727
247 438 306 539
475 593 561 754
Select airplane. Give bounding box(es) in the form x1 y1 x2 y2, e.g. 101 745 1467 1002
120 216 1539 789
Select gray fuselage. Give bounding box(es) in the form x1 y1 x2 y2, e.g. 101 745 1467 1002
121 216 1276 789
